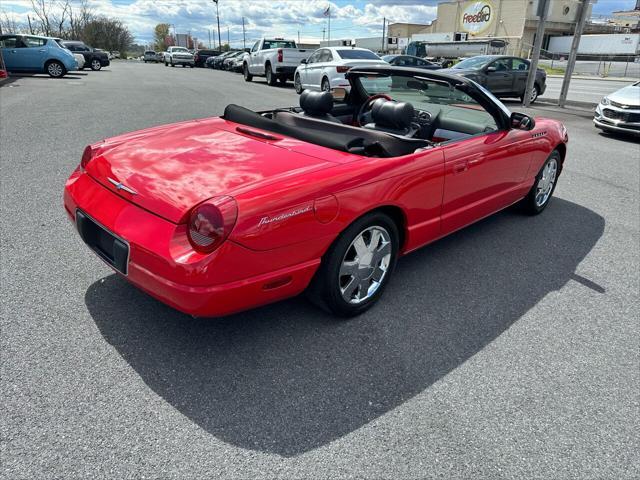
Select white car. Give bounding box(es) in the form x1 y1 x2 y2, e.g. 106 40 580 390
593 81 640 136
243 38 310 86
294 47 387 94
72 53 85 69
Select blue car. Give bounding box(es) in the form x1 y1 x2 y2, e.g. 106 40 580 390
0 34 77 78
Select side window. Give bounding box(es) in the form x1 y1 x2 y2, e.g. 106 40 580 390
23 36 47 48
261 41 271 50
323 50 333 62
0 36 19 48
66 44 76 52
511 58 529 71
416 59 427 66
307 51 320 63
491 58 511 71
251 41 259 52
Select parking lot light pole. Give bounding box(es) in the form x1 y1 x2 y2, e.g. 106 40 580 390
559 0 591 108
524 0 550 108
213 0 222 53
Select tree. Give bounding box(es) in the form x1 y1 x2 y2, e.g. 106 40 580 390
154 23 170 52
82 17 133 53
221 43 230 52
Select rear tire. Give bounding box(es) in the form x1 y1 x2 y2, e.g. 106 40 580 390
520 150 561 215
90 59 102 71
45 60 65 78
307 212 399 318
321 77 330 92
521 84 540 104
266 63 276 86
294 73 303 94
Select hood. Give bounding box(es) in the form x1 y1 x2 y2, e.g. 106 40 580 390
608 83 640 107
85 118 333 223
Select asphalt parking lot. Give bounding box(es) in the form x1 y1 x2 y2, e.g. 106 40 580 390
1 62 638 479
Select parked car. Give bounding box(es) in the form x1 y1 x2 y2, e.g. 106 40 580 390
294 47 387 94
593 81 640 136
111 51 120 59
62 40 110 71
223 51 245 71
143 50 158 63
157 51 166 63
194 49 220 67
441 55 546 104
0 34 77 78
71 52 85 69
229 53 246 72
243 38 310 85
382 55 440 70
65 66 567 318
210 51 236 69
164 46 195 67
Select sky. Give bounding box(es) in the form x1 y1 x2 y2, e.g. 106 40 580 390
1 0 637 48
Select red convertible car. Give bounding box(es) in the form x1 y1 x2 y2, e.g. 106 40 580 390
64 66 568 317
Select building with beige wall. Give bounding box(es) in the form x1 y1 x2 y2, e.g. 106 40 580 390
390 0 594 57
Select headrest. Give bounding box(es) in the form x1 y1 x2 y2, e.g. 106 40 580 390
371 100 415 130
300 90 334 115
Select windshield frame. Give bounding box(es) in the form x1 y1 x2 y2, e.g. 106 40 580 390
347 68 511 131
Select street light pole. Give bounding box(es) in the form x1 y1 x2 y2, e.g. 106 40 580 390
523 0 550 107
559 0 591 108
213 0 222 53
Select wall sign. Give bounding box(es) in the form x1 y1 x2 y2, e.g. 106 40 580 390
460 1 495 35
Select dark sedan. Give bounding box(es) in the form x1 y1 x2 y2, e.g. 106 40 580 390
194 49 220 68
382 55 440 70
62 40 110 71
441 55 546 104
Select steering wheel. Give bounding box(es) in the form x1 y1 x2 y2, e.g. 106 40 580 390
355 94 393 127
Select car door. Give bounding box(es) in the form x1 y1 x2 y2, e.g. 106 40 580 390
249 41 260 73
305 49 324 88
17 36 48 71
438 84 533 233
483 58 513 95
510 58 530 96
0 35 23 70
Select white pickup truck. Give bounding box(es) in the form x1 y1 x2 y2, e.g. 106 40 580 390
243 38 310 86
164 46 195 68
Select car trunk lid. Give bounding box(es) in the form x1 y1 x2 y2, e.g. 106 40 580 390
85 118 333 223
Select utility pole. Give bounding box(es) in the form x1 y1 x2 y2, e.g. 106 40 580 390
328 7 331 45
298 30 300 45
213 0 221 54
559 0 591 107
381 17 386 53
242 17 246 50
523 0 550 107
227 26 230 48
322 27 325 42
208 29 211 48
27 15 34 34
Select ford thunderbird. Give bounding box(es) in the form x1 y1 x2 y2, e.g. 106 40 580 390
64 66 568 317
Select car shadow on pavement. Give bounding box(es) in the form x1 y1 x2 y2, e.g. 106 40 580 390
85 198 604 457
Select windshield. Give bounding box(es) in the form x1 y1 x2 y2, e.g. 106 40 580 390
381 55 396 62
172 47 189 53
452 56 493 70
337 49 380 60
356 73 498 131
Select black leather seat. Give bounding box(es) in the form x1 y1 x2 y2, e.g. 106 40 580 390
364 99 416 136
299 90 341 124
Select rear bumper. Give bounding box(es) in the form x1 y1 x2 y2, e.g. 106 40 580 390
64 169 321 317
100 58 110 67
275 65 297 77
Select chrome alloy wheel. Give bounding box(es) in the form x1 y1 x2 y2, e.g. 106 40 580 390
47 62 63 77
339 226 392 304
535 158 557 207
529 86 538 103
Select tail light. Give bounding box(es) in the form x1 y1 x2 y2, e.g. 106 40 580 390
187 196 238 254
277 49 283 62
80 145 95 170
336 65 350 73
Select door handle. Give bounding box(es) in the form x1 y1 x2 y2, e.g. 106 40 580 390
453 161 468 173
11 49 17 53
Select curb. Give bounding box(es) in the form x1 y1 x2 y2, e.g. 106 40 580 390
537 98 597 109
547 74 633 82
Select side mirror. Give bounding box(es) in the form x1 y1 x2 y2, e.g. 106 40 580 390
300 58 307 64
331 87 347 102
486 65 497 72
510 112 535 131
